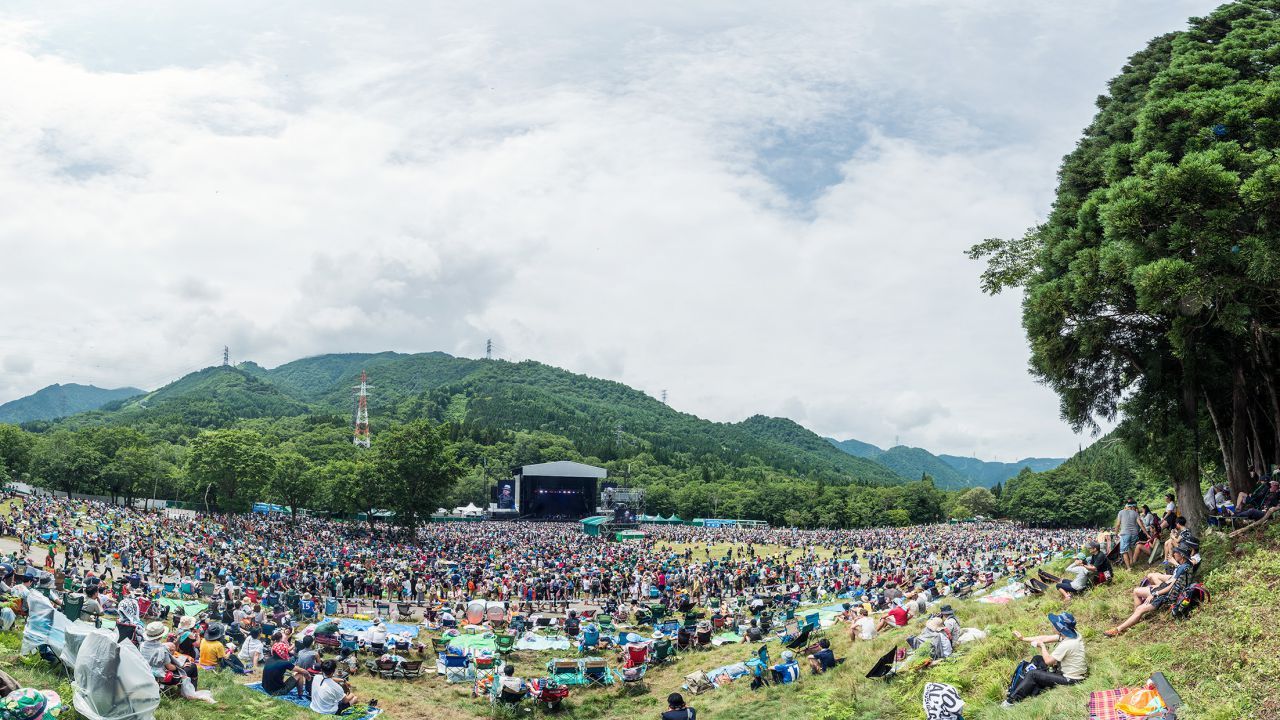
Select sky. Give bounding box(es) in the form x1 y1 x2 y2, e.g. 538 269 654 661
0 0 1223 460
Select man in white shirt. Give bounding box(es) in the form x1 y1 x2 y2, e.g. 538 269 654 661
1004 613 1086 706
366 618 389 647
310 661 357 715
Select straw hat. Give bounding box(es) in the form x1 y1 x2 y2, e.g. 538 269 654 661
177 616 197 631
144 622 169 641
925 617 944 632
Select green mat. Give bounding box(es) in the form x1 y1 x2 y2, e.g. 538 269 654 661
447 634 497 654
157 598 208 616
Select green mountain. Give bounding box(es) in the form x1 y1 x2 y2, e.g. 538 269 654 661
825 437 883 459
827 436 1066 488
873 445 972 489
104 366 310 428
938 454 1066 487
50 352 901 488
0 383 143 424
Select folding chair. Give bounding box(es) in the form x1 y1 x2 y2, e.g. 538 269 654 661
398 659 424 680
745 645 771 687
622 644 650 669
396 603 415 622
367 657 397 678
548 659 581 684
802 612 820 632
443 654 472 683
785 626 811 651
652 638 676 664
495 634 516 656
582 658 610 687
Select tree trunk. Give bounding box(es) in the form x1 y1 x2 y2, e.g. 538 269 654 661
1226 360 1252 500
1180 376 1207 534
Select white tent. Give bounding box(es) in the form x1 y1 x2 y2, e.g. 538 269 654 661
457 503 483 517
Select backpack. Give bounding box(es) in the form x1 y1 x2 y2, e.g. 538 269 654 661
1005 659 1046 702
1170 583 1209 620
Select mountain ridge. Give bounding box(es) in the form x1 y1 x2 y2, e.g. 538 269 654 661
0 383 144 424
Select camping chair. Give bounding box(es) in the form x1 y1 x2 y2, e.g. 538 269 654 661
785 626 812 651
61 594 84 623
866 645 898 680
652 638 676 664
619 663 647 692
622 644 650 669
339 636 359 654
1151 671 1183 716
495 634 516 656
711 615 726 631
367 657 397 678
745 645 771 687
648 603 666 623
582 658 611 687
396 603 415 622
443 654 472 683
344 600 360 615
658 620 681 637
802 612 820 633
780 620 801 643
597 615 615 635
430 637 450 657
548 659 583 685
200 581 215 597
398 659 425 680
497 685 529 706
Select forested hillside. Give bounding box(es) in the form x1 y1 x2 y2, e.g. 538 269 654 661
0 352 979 528
0 383 142 424
826 436 1066 488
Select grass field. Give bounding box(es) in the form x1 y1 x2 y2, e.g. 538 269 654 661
0 517 1275 719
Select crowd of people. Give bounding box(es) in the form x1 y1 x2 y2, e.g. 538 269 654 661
0 484 1235 717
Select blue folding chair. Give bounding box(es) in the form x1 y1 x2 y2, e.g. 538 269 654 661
443 653 472 683
803 612 820 632
745 645 771 686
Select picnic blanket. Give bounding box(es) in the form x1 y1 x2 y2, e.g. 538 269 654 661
245 683 383 720
515 634 572 651
337 619 418 637
705 662 751 687
710 632 743 646
1087 688 1140 720
978 581 1028 605
448 634 497 655
156 598 207 616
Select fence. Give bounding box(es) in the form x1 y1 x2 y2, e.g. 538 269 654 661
6 481 167 509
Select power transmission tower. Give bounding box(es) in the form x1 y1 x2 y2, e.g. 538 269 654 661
222 346 230 366
661 389 668 405
353 370 372 448
486 339 493 360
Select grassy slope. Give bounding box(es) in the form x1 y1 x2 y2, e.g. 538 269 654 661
1 525 1275 720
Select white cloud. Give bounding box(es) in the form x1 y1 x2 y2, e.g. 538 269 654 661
0 1 1218 457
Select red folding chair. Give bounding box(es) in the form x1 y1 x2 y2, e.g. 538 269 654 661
623 643 650 669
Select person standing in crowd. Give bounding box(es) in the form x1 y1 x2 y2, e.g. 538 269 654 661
1114 500 1141 569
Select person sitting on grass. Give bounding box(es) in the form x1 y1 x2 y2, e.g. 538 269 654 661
1056 553 1090 601
771 650 801 684
310 660 364 716
850 606 877 643
139 622 216 704
1003 613 1086 706
1104 544 1194 637
875 602 911 632
261 656 303 698
661 692 695 720
806 638 837 674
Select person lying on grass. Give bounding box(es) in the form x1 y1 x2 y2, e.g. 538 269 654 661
1104 544 1193 637
1003 613 1086 706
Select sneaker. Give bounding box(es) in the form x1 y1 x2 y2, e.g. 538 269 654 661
1001 701 1014 708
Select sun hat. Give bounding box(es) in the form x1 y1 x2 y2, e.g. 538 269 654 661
143 622 169 642
1047 612 1078 639
938 605 955 617
203 623 226 641
1 688 62 720
925 617 945 632
1074 552 1088 561
782 650 795 660
177 616 197 631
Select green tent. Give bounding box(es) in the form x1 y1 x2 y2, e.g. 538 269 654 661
581 516 610 537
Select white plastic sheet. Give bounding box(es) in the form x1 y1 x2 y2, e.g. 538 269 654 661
21 591 70 657
71 629 160 720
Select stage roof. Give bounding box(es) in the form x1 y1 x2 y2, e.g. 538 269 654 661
520 461 607 478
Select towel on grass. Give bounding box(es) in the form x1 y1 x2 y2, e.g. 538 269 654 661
336 619 418 637
244 683 383 720
515 634 571 651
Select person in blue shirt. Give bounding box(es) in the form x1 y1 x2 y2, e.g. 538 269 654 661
807 638 837 674
771 650 801 684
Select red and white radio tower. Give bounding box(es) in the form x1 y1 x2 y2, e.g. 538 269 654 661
353 370 372 448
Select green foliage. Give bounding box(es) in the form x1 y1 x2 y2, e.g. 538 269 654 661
186 429 275 512
971 2 1280 529
872 446 971 489
375 420 463 531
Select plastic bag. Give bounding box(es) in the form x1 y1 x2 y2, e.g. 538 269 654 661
1116 687 1165 716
